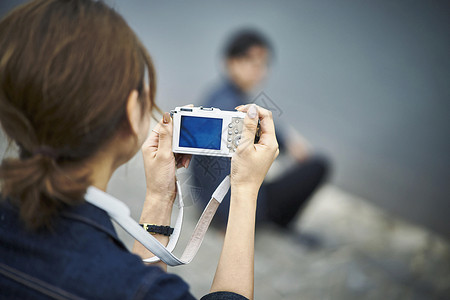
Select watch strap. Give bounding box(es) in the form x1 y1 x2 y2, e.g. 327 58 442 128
141 224 174 236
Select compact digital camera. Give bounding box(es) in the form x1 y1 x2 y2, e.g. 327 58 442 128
170 106 247 157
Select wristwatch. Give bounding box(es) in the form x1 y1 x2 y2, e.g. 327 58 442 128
140 224 174 236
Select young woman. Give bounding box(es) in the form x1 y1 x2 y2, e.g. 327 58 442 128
0 1 278 299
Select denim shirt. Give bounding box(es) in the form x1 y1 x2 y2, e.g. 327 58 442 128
0 199 247 300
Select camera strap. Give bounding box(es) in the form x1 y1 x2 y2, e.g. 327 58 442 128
84 175 230 266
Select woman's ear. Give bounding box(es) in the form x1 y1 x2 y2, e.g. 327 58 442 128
126 90 140 136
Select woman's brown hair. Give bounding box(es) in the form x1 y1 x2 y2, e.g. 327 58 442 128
0 0 158 230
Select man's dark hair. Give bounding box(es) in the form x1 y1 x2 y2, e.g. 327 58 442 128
224 29 273 59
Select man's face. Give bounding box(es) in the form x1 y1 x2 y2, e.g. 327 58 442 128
227 46 269 92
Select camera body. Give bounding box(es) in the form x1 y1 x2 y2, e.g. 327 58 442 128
171 106 246 157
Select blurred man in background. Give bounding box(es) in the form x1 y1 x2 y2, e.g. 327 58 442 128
191 29 329 238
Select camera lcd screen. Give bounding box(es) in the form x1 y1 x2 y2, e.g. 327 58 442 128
179 116 222 150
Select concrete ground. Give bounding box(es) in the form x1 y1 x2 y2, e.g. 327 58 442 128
110 155 450 300
171 185 450 300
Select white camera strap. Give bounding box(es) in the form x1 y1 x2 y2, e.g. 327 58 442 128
84 175 230 266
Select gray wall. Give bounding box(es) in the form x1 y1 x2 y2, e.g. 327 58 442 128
1 0 449 237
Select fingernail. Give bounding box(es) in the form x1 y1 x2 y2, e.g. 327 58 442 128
184 158 191 168
163 112 170 124
247 104 257 119
235 105 244 110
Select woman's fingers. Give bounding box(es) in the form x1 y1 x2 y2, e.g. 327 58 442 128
144 110 192 169
142 123 161 154
230 104 279 192
175 153 192 169
238 104 259 151
156 112 173 154
236 104 277 147
142 112 173 160
181 154 192 168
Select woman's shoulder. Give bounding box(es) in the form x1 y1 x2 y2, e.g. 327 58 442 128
59 202 196 299
80 248 195 300
0 199 195 299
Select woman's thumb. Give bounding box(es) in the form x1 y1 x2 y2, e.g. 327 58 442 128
240 105 258 149
158 112 173 151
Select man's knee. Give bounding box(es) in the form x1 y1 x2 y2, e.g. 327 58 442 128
310 154 331 180
300 154 331 187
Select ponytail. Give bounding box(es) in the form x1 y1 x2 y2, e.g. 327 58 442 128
0 152 89 230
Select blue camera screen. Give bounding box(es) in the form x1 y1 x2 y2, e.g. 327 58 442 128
179 116 222 150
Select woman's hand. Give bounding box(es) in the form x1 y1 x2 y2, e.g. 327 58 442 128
231 104 279 196
135 112 191 269
211 105 278 298
141 112 191 204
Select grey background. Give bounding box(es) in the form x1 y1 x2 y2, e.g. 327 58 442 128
1 0 449 238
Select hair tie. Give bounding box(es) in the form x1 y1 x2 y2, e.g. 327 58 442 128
33 146 59 160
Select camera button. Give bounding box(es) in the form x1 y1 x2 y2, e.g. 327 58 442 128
234 135 241 146
227 143 232 149
235 119 240 123
228 123 233 128
234 129 239 134
228 130 233 135
227 137 232 142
